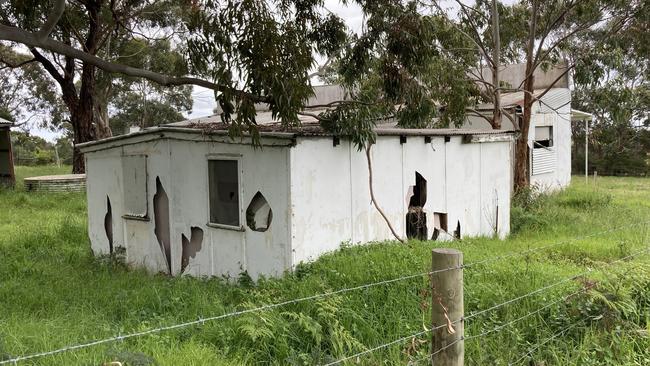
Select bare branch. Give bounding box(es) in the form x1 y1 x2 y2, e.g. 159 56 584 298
366 144 405 244
0 57 37 70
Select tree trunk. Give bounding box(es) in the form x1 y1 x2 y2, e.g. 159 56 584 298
514 0 538 192
71 0 102 173
71 107 96 173
491 0 502 130
514 67 536 191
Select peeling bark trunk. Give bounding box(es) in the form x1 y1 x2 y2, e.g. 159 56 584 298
514 92 532 191
514 0 538 192
70 1 102 173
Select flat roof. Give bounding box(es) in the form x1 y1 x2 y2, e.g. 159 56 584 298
0 117 12 127
78 119 515 150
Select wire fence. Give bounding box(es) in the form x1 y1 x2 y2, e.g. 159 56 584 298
1 221 648 365
360 245 650 366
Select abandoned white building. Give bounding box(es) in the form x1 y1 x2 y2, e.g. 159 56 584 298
465 63 575 191
79 107 516 279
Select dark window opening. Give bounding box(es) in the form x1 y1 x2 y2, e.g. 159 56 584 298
534 126 553 149
122 154 148 219
246 192 273 232
406 172 428 240
208 159 240 227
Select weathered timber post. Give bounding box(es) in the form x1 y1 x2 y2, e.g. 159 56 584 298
431 248 464 366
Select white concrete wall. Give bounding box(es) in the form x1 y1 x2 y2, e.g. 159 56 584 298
289 135 512 265
166 140 291 279
85 138 292 280
85 139 171 273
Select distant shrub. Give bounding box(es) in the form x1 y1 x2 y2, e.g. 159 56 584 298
557 190 612 210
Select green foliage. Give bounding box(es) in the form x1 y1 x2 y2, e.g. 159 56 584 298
1 171 649 365
557 191 612 210
10 131 72 166
572 84 650 176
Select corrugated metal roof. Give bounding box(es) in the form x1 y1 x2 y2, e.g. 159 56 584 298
477 88 571 113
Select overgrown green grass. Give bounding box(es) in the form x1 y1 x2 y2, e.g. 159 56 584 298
1 167 649 365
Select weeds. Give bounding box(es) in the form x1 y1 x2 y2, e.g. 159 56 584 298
0 167 649 365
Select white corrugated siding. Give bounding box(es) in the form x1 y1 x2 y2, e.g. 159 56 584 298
538 89 571 114
532 148 556 175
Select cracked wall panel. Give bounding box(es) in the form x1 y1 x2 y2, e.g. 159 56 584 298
406 172 428 240
181 226 204 274
153 176 171 274
104 195 114 254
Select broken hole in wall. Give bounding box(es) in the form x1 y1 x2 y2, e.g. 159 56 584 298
246 191 273 232
406 172 428 240
431 212 448 241
181 226 204 274
153 177 171 275
104 195 113 254
453 220 461 239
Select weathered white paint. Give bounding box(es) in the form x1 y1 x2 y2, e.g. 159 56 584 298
83 130 513 278
528 91 572 191
461 87 573 193
289 135 512 265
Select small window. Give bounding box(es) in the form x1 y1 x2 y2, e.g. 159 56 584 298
534 126 553 149
122 154 148 218
208 159 240 227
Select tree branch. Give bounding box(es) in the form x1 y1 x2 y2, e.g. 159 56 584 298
0 57 37 70
29 47 65 85
0 23 271 103
366 144 405 243
36 0 67 41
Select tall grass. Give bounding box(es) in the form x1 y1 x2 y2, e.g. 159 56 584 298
0 168 649 365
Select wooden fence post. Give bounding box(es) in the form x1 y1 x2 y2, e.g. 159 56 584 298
431 248 464 366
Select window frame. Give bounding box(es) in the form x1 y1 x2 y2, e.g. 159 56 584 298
533 126 554 149
206 154 244 231
121 154 149 221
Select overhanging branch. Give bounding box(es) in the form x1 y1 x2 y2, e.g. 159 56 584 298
0 23 270 103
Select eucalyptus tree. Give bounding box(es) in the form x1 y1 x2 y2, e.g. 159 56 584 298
424 0 647 190
570 0 650 176
0 0 191 172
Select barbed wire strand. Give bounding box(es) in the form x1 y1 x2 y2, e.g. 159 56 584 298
1 222 647 364
508 320 585 366
464 220 650 270
410 336 465 365
322 320 454 366
325 319 465 366
464 287 585 341
0 268 455 365
410 248 649 366
466 247 650 321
